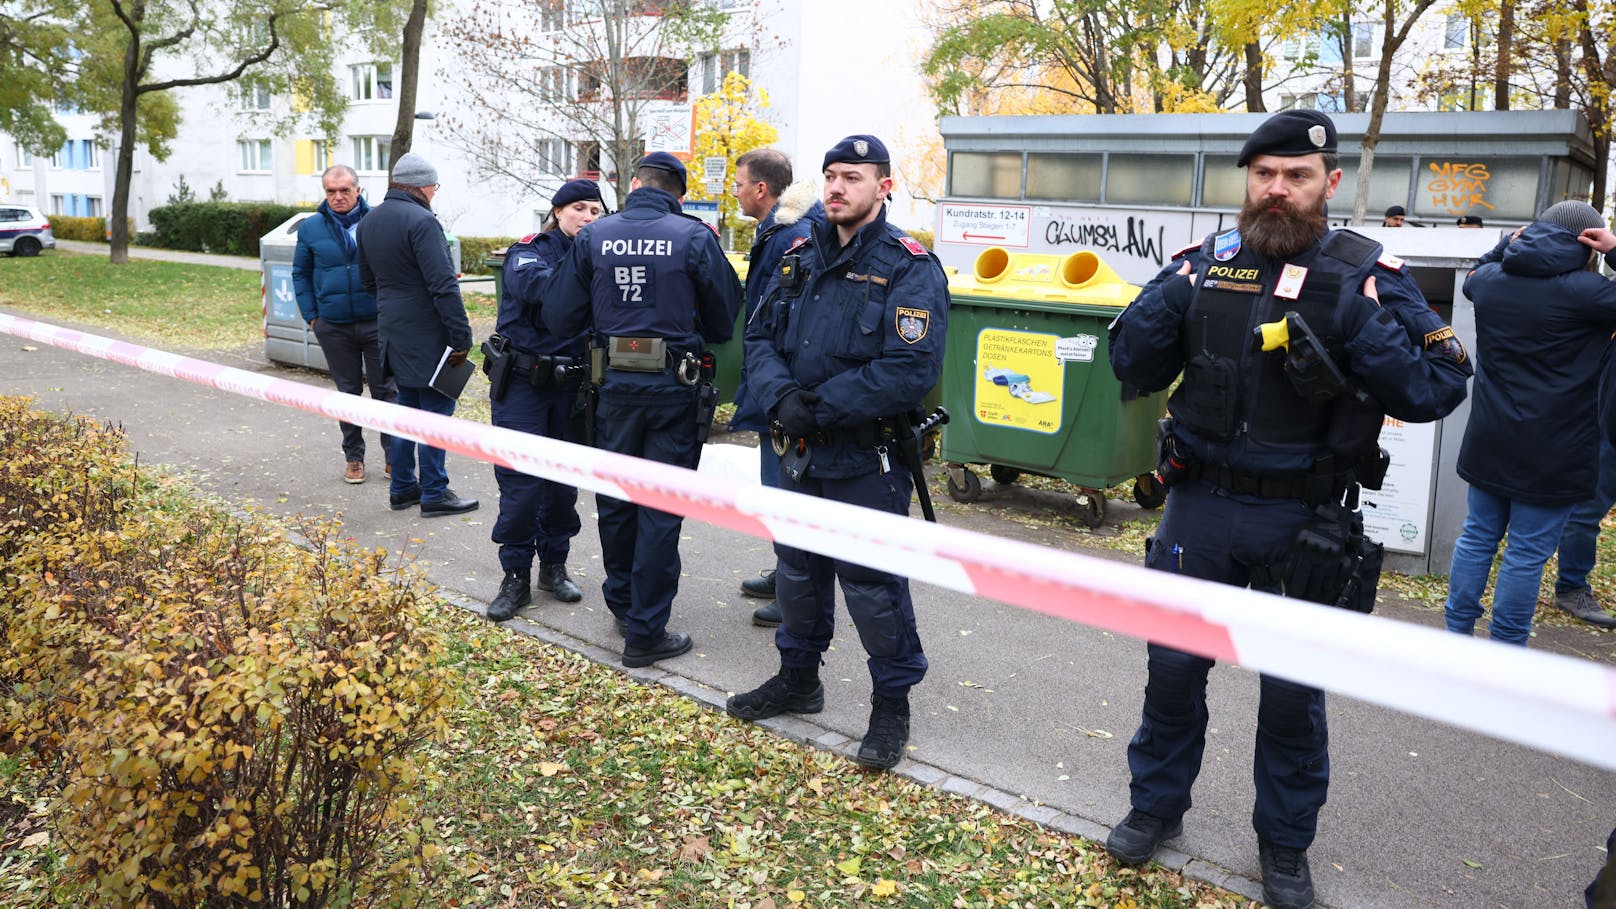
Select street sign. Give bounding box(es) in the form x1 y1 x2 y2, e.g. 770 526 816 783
938 202 1033 248
703 156 728 194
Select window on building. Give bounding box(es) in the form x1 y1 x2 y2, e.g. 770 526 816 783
1352 22 1375 59
540 66 568 101
1444 14 1469 51
49 145 64 169
722 49 750 81
539 0 565 30
351 136 391 174
239 82 272 110
538 138 571 175
85 196 103 217
948 151 1022 199
1025 153 1102 202
703 49 751 93
49 193 66 214
294 139 333 175
81 140 99 170
350 62 394 101
1103 154 1194 205
239 139 273 171
16 191 33 207
1333 156 1412 217
16 145 32 168
581 57 687 101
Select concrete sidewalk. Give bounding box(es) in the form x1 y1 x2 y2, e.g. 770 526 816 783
2 309 1612 909
51 241 495 289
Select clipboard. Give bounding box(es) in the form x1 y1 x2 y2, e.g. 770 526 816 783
429 345 475 399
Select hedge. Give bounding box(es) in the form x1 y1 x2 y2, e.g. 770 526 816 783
47 215 134 242
146 201 306 257
456 235 519 275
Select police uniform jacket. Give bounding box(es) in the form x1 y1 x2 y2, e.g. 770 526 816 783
732 190 827 433
542 187 741 365
745 206 949 478
292 197 376 325
1459 223 1616 507
1110 227 1471 476
357 188 473 387
498 229 583 359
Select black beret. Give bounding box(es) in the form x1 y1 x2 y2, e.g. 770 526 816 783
823 134 890 171
637 151 687 194
1456 215 1485 226
1384 205 1406 218
1237 110 1338 167
551 179 602 209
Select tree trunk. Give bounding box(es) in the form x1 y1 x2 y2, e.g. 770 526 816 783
109 16 142 264
1243 42 1265 112
1494 0 1513 110
388 0 429 161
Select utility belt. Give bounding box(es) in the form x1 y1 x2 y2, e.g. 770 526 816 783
508 350 582 389
601 336 705 384
771 418 903 453
1155 419 1387 506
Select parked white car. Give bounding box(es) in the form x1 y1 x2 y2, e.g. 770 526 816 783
0 205 56 257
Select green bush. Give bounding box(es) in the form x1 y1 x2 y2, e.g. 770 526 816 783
907 229 936 250
0 396 451 908
48 215 100 242
146 202 307 257
456 235 519 275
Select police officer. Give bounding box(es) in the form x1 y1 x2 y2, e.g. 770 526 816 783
725 135 948 772
1106 110 1471 909
485 179 605 622
542 153 742 667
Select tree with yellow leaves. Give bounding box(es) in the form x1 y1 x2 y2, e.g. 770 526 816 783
689 71 779 238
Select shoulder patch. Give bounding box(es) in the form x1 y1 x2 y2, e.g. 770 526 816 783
1376 252 1405 271
790 235 808 250
896 307 930 344
1171 241 1201 261
898 236 928 257
1212 228 1242 262
518 232 540 244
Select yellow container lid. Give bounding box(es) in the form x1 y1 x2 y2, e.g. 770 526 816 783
725 251 750 283
948 247 1138 307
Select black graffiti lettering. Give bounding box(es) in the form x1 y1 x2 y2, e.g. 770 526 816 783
1123 217 1166 266
1045 219 1120 251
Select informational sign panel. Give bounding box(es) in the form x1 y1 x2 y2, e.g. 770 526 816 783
938 202 1033 248
973 328 1065 435
702 156 728 194
642 103 693 154
267 263 298 323
683 200 719 230
1361 416 1439 555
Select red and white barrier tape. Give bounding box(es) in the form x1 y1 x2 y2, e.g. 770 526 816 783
5 312 1616 771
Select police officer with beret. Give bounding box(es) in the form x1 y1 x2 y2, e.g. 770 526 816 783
543 153 742 667
1106 110 1471 909
726 135 948 772
484 179 604 622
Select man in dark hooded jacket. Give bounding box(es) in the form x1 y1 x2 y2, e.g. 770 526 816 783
1444 202 1616 645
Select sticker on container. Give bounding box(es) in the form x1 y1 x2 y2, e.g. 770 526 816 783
974 328 1064 435
1055 335 1099 363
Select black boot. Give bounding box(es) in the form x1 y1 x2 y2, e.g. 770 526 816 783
1105 809 1183 866
1258 840 1316 909
751 600 782 627
740 569 776 599
854 694 911 770
726 667 824 721
537 562 583 603
486 568 531 621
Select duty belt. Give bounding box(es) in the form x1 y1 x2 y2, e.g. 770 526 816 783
800 420 892 449
1204 462 1350 505
510 350 582 388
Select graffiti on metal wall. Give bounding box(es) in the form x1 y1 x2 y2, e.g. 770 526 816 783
1044 215 1168 268
1426 162 1495 215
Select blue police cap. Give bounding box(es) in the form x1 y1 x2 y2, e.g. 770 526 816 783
822 134 890 171
636 151 687 194
551 178 602 209
1237 110 1338 167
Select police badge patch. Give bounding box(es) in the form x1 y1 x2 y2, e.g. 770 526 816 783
854 139 869 157
1213 228 1242 262
896 307 929 344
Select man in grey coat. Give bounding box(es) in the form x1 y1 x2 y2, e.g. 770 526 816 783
357 152 478 517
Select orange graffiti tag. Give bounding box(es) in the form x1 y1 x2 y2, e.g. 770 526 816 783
1426 161 1496 215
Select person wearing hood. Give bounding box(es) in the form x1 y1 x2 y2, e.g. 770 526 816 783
729 148 827 629
484 179 605 622
1444 201 1616 645
293 164 397 485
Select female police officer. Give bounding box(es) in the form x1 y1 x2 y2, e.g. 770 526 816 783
485 179 605 621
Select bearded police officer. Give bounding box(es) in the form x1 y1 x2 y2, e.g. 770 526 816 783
725 135 948 772
1105 110 1471 909
543 153 742 668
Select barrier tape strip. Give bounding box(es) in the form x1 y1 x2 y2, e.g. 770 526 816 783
5 312 1616 771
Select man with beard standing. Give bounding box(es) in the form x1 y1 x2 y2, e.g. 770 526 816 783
1105 110 1471 909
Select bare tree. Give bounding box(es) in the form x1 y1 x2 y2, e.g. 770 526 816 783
1349 0 1441 225
438 0 725 204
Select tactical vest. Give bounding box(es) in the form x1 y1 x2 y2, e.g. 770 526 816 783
585 212 700 342
1168 228 1386 464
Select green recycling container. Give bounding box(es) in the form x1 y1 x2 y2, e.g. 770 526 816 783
483 253 507 308
938 247 1165 527
704 251 751 408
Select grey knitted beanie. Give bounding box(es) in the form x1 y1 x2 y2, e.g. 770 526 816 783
1538 200 1605 235
390 152 438 188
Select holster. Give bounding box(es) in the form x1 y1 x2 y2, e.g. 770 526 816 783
1156 418 1196 487
481 335 515 403
1272 502 1383 613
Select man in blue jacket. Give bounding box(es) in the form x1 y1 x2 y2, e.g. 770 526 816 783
729 148 826 628
293 164 396 485
1445 202 1616 645
357 152 478 518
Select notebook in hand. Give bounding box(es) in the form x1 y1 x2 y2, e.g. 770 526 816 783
429 345 475 399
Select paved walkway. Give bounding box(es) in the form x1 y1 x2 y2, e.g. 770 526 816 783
3 285 1613 908
53 240 495 288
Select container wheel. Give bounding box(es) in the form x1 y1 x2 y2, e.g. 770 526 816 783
947 466 982 503
1132 473 1167 510
989 465 1022 485
1073 489 1107 528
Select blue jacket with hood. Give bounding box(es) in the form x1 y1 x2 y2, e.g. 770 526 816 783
293 197 377 325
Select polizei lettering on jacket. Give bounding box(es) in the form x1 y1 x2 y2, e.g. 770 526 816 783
600 238 675 256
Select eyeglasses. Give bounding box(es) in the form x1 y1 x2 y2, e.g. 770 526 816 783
732 179 757 192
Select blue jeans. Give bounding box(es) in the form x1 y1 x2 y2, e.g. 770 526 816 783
389 384 456 502
1555 436 1616 594
1445 485 1574 646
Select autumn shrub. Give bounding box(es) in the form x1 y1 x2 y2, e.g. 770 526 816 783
456 235 520 275
0 396 452 908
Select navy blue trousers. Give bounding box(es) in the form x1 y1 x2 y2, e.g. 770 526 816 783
491 380 581 571
773 465 927 697
593 380 700 647
1127 480 1330 850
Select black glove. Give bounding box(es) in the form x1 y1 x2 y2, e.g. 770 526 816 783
775 390 821 436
